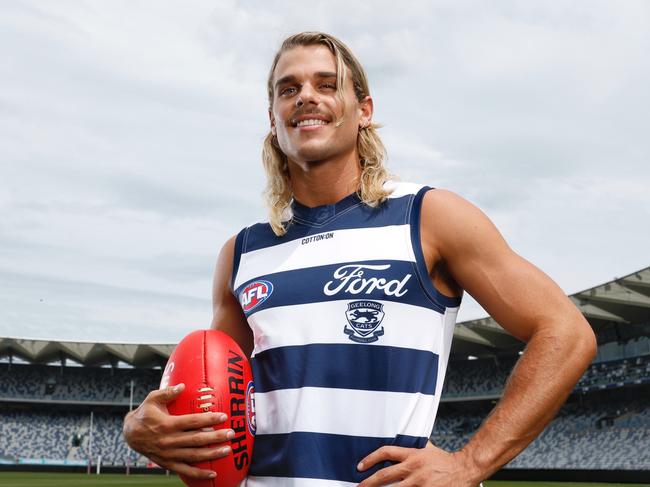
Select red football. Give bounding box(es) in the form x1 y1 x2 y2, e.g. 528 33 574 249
160 329 255 487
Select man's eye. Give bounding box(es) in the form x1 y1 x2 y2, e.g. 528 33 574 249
281 87 297 96
321 83 336 90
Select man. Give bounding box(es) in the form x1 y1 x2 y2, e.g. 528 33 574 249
123 32 596 486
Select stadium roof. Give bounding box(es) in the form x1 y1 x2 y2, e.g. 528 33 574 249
451 265 650 358
1 266 649 366
0 339 175 368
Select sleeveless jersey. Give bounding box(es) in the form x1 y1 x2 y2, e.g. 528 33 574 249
231 182 462 486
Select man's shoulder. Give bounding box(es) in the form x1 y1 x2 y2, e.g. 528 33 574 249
420 188 478 218
385 183 474 234
382 181 467 213
420 188 501 259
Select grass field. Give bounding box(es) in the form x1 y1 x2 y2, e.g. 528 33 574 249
0 473 183 486
0 473 648 487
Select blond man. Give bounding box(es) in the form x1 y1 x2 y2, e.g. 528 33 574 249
124 32 596 486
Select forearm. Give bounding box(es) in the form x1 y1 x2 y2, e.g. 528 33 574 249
458 319 596 482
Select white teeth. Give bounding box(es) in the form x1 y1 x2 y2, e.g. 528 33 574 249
296 119 328 127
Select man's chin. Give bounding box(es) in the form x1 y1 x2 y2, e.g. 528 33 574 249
293 145 335 164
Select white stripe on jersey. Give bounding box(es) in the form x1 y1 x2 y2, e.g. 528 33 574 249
255 387 436 438
384 181 426 198
244 477 356 487
235 224 415 289
248 300 457 357
431 306 460 433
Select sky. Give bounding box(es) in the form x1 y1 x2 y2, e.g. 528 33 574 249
1 0 648 344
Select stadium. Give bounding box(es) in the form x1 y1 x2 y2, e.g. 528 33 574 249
1 266 649 485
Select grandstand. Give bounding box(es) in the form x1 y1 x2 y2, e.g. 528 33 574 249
1 266 649 479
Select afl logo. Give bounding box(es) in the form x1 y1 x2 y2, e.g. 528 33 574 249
239 280 273 312
246 381 256 436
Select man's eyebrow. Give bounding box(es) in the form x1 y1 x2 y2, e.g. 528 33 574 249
275 75 297 89
274 72 338 89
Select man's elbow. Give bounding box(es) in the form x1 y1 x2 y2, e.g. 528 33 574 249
539 312 597 367
571 316 598 366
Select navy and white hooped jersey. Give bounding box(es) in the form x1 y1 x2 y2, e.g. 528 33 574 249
231 182 462 487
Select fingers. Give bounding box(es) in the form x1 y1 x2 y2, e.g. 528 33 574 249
358 463 408 487
357 446 409 472
163 444 233 464
171 411 228 431
124 405 227 459
357 446 411 487
149 455 216 480
125 386 238 481
142 431 233 469
169 461 216 480
161 427 235 449
147 383 185 405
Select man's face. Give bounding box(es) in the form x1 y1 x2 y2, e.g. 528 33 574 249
269 45 372 165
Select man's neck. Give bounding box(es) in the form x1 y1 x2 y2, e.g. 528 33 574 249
288 153 361 207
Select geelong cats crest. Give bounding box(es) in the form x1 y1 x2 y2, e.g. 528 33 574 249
344 300 386 343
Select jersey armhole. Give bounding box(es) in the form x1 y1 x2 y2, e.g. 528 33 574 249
230 227 248 294
410 187 463 309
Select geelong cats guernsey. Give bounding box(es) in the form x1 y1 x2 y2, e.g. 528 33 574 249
231 182 462 486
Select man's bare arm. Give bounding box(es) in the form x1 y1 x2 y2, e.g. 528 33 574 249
425 189 597 481
210 235 253 356
358 190 596 486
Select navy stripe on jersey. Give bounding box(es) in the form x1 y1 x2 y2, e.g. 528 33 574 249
235 259 455 316
291 192 363 225
251 343 439 395
250 432 429 483
243 194 412 253
410 187 464 308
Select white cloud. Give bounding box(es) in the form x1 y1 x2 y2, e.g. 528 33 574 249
1 0 648 341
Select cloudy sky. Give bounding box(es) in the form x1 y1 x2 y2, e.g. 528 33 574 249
1 0 648 344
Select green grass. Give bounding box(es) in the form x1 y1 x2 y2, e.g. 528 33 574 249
0 472 185 486
0 473 647 487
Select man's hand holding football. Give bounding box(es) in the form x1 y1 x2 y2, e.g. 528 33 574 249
122 383 233 479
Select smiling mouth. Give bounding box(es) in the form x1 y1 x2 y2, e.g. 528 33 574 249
295 119 329 127
289 112 332 128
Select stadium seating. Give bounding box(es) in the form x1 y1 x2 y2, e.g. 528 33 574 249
0 408 145 466
2 354 648 405
442 354 650 397
1 353 649 470
0 364 160 404
431 399 650 470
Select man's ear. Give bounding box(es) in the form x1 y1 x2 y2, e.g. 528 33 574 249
358 96 374 129
269 109 276 136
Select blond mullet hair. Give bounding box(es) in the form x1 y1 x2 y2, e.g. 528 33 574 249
263 32 392 236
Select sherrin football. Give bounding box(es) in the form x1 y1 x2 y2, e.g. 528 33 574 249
160 329 255 487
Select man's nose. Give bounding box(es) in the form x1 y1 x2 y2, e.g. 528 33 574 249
296 83 319 107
